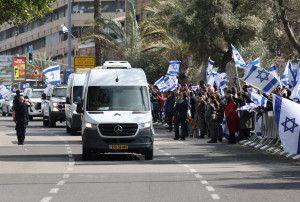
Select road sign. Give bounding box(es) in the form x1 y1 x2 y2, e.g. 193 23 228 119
13 57 26 81
31 66 42 77
74 56 95 73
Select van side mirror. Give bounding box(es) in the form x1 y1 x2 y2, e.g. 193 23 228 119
76 101 83 113
41 93 46 100
66 97 71 104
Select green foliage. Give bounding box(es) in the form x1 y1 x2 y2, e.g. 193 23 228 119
0 0 56 25
168 0 281 71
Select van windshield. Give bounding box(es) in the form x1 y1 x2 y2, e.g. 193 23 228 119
30 91 43 98
52 88 67 97
73 86 83 103
86 86 149 111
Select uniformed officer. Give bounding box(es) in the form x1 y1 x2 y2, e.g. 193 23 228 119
174 92 189 140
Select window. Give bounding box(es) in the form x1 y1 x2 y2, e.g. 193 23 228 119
52 88 67 97
30 91 44 98
72 86 83 103
86 86 149 111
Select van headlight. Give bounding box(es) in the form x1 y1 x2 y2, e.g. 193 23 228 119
85 122 97 130
140 122 152 129
53 103 58 108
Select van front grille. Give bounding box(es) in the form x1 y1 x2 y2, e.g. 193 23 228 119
98 124 138 136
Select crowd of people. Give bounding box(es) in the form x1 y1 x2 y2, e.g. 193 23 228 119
149 80 298 143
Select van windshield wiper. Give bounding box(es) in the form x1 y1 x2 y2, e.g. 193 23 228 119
88 111 104 114
132 111 147 114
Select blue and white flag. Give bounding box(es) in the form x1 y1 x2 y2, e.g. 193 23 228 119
43 65 61 85
248 58 260 68
281 60 297 90
248 89 267 108
231 44 247 69
268 64 281 87
222 118 239 141
241 65 280 94
61 24 68 33
296 61 300 83
290 81 300 102
273 94 300 154
154 76 167 91
0 85 11 98
206 57 215 83
237 103 258 112
214 72 227 90
192 86 198 92
164 76 177 91
166 61 180 77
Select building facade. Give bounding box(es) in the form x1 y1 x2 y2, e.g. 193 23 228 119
0 0 151 70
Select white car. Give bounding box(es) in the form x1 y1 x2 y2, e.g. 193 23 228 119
24 88 44 121
1 93 16 116
0 98 4 109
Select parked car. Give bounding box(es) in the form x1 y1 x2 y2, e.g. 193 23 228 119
41 85 67 127
23 88 45 121
2 93 16 116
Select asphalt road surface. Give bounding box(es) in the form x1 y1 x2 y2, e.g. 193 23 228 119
0 115 300 202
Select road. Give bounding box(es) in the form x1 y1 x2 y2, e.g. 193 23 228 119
0 115 300 202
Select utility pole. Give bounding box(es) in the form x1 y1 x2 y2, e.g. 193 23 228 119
67 0 72 70
94 0 103 66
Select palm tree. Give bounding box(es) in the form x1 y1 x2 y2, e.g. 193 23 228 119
140 0 191 82
94 0 103 66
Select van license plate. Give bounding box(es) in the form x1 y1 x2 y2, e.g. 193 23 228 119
109 145 128 150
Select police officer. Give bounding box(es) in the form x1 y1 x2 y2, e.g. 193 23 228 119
174 92 189 140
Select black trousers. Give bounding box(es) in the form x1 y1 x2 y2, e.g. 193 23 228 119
167 112 173 131
16 121 26 143
174 118 187 139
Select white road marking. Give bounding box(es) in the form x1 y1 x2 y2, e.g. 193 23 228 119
49 188 59 193
66 147 71 150
62 174 70 179
183 164 190 168
165 153 171 156
156 147 160 150
170 156 176 159
189 169 197 173
159 150 164 153
56 181 65 186
67 151 72 154
67 167 74 171
206 186 215 192
69 162 75 166
65 144 69 147
210 194 220 200
68 154 73 158
201 180 208 185
194 174 203 179
177 161 182 164
40 197 53 202
69 158 74 162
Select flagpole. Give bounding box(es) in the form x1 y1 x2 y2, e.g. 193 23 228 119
235 66 241 91
67 0 72 70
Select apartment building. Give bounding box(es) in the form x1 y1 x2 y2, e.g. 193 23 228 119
0 0 151 67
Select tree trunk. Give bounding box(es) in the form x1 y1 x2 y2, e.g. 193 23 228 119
220 44 233 73
278 0 300 53
94 0 103 66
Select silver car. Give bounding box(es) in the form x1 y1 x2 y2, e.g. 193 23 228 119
1 93 16 116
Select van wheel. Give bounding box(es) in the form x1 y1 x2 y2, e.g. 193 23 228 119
144 149 153 160
66 125 71 133
2 109 6 116
82 146 92 160
49 115 56 127
43 116 49 126
29 116 33 121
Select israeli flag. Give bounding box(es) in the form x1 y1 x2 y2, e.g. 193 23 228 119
290 80 300 102
61 24 68 33
248 58 260 68
268 64 282 87
296 60 300 83
237 103 258 112
281 60 297 90
43 65 61 85
231 44 247 69
0 85 11 98
214 72 227 90
273 94 300 154
164 76 177 91
192 86 198 92
166 61 180 77
241 65 280 94
222 119 239 141
248 89 267 108
154 76 167 91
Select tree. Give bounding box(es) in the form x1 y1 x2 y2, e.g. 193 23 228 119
94 0 103 66
169 0 281 72
140 0 191 82
25 53 55 80
0 0 56 25
277 0 300 55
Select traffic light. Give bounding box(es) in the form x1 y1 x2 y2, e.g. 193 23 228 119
29 52 33 64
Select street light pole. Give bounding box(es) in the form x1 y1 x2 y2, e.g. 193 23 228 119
67 0 72 70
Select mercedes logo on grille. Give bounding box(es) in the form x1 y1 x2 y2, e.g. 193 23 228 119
114 125 123 134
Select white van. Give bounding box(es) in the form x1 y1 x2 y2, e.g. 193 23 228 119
77 67 154 160
65 73 85 135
